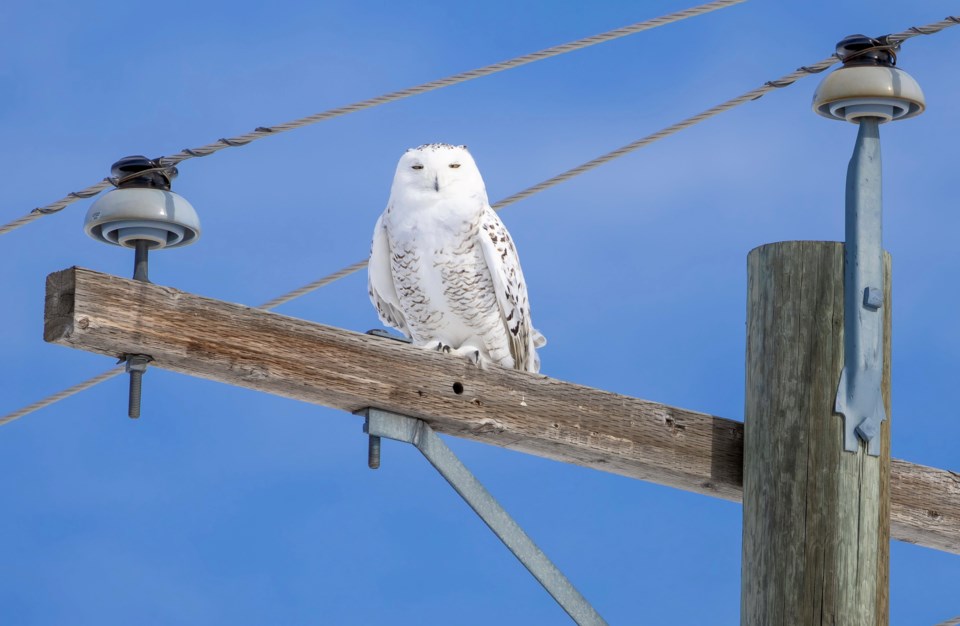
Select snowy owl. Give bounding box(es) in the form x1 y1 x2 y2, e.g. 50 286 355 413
368 144 546 372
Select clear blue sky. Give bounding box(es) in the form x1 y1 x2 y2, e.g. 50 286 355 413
2 1 958 623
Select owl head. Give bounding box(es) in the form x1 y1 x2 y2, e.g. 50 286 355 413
389 144 488 204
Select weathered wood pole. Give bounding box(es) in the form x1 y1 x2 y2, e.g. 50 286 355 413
742 241 891 625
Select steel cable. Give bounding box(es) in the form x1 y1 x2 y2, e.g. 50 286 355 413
0 366 125 426
250 12 960 301
0 55 844 426
885 15 960 45
0 181 113 236
3 12 959 425
258 259 369 310
247 53 843 304
0 0 745 237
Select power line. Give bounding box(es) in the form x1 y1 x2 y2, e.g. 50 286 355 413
0 366 125 426
885 15 960 45
0 181 113 237
0 51 841 424
262 14 960 301
248 56 843 302
258 259 369 310
3 12 959 425
0 0 745 238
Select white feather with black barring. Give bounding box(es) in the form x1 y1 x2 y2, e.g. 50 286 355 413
367 144 546 372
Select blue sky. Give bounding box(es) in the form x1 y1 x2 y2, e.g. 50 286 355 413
2 1 959 623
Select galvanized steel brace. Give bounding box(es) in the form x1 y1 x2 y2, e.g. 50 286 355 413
835 118 886 456
361 408 607 626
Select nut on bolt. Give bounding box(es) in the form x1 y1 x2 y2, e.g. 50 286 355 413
124 354 152 419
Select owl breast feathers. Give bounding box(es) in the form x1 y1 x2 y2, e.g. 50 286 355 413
367 143 546 372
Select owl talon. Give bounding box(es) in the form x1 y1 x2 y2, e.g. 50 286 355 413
453 345 485 368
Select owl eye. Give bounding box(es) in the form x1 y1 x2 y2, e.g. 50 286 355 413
411 164 424 170
449 163 461 169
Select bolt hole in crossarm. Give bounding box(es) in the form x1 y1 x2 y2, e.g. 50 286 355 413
452 381 464 395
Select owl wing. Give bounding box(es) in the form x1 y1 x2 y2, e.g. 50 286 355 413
477 206 546 373
368 212 410 336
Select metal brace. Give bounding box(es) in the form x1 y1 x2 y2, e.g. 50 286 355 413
835 117 887 456
360 408 607 626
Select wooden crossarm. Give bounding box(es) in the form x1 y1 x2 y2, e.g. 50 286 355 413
43 267 960 555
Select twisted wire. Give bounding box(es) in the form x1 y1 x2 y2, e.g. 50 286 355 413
240 12 960 297
0 366 125 426
158 0 745 166
251 53 842 303
4 12 960 425
0 0 745 237
257 259 369 309
886 15 960 45
0 180 113 236
0 211 44 237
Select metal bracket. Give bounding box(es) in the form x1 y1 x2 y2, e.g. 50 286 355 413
835 117 887 456
365 329 412 343
360 408 607 626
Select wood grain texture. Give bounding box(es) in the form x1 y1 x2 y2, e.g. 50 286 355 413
741 242 889 625
43 267 960 555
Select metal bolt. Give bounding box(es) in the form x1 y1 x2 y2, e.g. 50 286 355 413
124 355 150 419
126 237 153 419
863 286 883 310
368 435 381 469
127 232 153 419
133 239 151 283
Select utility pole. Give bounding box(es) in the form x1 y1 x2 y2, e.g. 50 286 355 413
741 242 891 624
43 42 950 616
741 35 926 625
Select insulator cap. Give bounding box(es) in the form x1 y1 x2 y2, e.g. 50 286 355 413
111 155 177 190
835 34 897 67
84 187 200 249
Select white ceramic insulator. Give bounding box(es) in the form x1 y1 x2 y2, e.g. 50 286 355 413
812 65 925 123
84 188 201 249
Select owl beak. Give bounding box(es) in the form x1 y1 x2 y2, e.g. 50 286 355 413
433 175 440 192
